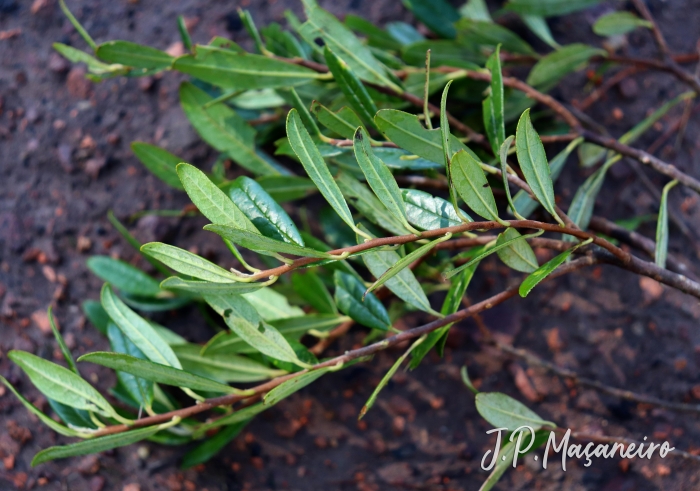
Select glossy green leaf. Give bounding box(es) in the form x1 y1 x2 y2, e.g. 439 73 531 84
515 109 561 224
655 180 678 268
8 350 114 415
402 189 472 230
131 142 185 190
519 239 589 297
292 272 337 314
455 19 535 55
505 0 601 17
141 243 240 283
87 256 161 297
205 293 302 365
311 102 365 140
526 44 605 89
262 22 307 58
82 300 110 335
227 176 303 246
205 224 334 259
594 11 653 35
483 46 505 156
244 288 305 320
181 420 248 469
179 82 286 176
101 284 182 369
334 271 391 331
521 15 559 48
403 0 458 38
567 157 618 232
450 150 500 221
263 368 331 406
496 228 538 273
174 344 284 383
476 392 553 431
160 277 268 295
48 307 78 374
107 323 154 411
256 175 317 202
96 41 173 69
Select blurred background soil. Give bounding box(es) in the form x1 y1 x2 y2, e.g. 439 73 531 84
1 0 700 490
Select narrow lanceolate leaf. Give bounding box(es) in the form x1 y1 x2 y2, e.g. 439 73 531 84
496 228 538 273
402 189 472 230
205 294 302 366
365 234 452 298
403 0 459 39
567 157 618 232
181 420 248 469
79 352 240 394
8 350 114 415
655 180 678 269
179 82 286 177
450 150 500 222
194 403 269 435
498 136 522 220
263 368 331 406
287 109 359 235
483 46 505 156
324 47 379 131
593 11 652 36
476 392 553 431
227 176 303 246
32 421 176 466
519 239 590 297
205 224 335 259
455 19 535 55
177 163 257 232
174 344 284 383
96 41 173 69
292 272 337 314
256 175 317 202
87 256 161 297
131 142 185 190
173 46 321 89
101 284 182 369
334 271 391 331
478 440 517 491
353 128 414 232
48 307 78 374
107 324 154 411
160 277 268 295
526 44 605 89
515 110 562 224
440 81 454 171
311 102 364 140
141 242 240 283
521 15 559 48
0 376 83 438
505 0 601 17
53 43 123 75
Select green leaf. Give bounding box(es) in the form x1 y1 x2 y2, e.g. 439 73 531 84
131 142 185 190
263 368 331 406
515 109 561 224
141 243 240 283
270 314 349 340
174 344 284 383
459 0 492 21
526 44 605 89
0 376 83 438
567 157 618 232
401 40 483 69
256 175 317 202
107 323 154 411
244 288 305 320
31 422 172 466
620 92 695 146
287 109 361 235
521 15 559 48
204 293 303 366
101 284 182 369
402 0 459 39
173 46 320 89
53 42 123 75
87 256 161 297
476 392 553 431
160 277 268 295
334 271 391 331
478 439 516 491
483 46 505 156
79 352 240 394
311 102 365 140
227 176 303 246
455 19 535 55
292 272 337 314
8 350 114 416
177 15 193 51
593 11 653 36
519 239 589 297
505 0 601 17
96 41 173 69
298 1 398 90
194 403 268 436
181 420 248 469
239 9 267 55
402 189 472 230
345 15 403 51
499 136 523 220
82 300 110 335
48 307 78 374
655 180 678 268
450 150 500 221
495 228 538 273
58 0 96 50
179 82 287 176
324 47 379 131
440 80 454 173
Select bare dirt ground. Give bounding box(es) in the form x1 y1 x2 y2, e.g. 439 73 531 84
1 0 700 490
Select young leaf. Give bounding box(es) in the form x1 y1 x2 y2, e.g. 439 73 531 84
402 189 472 230
401 40 483 69
160 277 269 295
181 420 249 469
141 243 241 283
205 293 303 366
244 288 305 320
131 142 185 190
402 0 459 39
78 352 241 394
526 44 605 89
53 43 124 75
87 256 162 297
227 176 304 246
48 307 78 374
655 180 678 268
107 323 154 412
96 41 173 69
287 109 364 237
593 11 653 36
101 284 182 369
461 365 479 394
505 0 601 17
478 439 517 491
498 136 524 220
483 46 505 156
324 47 379 131
58 0 97 50
475 392 553 431
311 102 365 140
567 156 618 232
460 0 492 21
174 344 284 383
515 110 563 225
455 19 535 55
292 272 337 314
521 15 559 48
496 228 539 273
450 150 501 222
263 368 331 406
519 239 590 297
334 271 391 331
8 350 114 416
